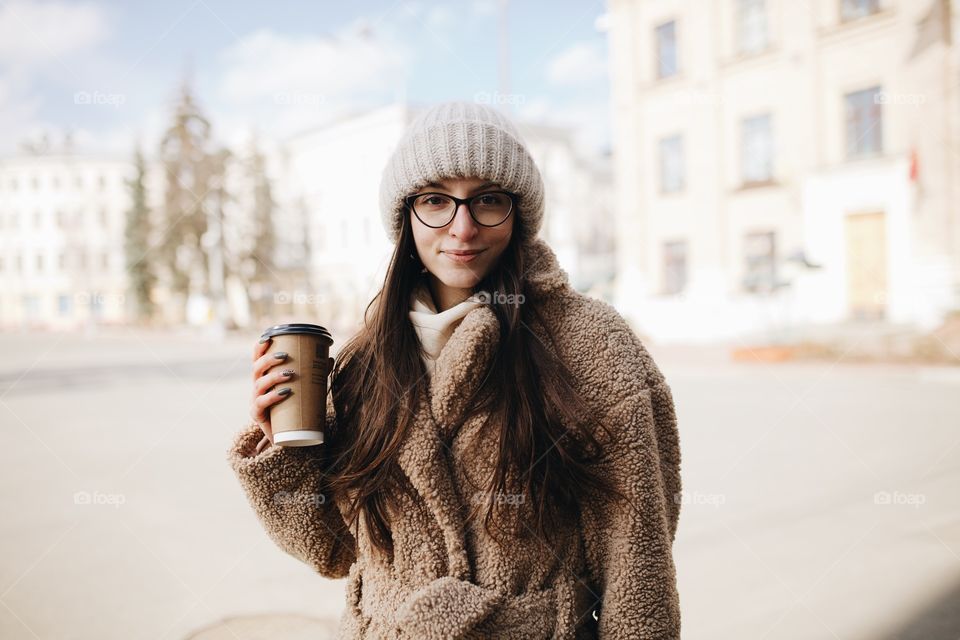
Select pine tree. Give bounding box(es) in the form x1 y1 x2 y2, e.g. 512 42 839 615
157 80 218 320
124 146 156 322
245 141 277 321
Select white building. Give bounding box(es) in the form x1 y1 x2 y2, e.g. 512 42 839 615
0 152 135 330
607 0 960 343
0 104 612 332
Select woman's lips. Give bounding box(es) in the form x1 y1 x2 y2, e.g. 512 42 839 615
442 249 483 263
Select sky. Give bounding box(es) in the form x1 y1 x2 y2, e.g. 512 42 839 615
0 0 612 158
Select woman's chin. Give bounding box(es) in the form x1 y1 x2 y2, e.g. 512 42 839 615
433 270 481 290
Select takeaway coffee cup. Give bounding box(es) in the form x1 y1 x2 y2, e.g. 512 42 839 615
260 323 334 447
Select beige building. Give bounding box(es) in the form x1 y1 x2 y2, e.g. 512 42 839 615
608 0 960 342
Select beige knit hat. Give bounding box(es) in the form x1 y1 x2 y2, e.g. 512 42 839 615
378 101 545 245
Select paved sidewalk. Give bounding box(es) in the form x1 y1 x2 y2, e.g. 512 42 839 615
0 329 958 639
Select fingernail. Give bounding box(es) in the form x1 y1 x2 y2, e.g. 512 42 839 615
277 387 292 396
273 352 288 359
258 336 271 344
281 369 294 377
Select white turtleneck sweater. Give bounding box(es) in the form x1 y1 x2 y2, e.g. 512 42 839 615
408 279 488 377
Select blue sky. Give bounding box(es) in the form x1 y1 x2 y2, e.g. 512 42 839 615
0 0 611 156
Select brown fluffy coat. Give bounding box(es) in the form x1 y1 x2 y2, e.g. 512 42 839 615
227 237 682 638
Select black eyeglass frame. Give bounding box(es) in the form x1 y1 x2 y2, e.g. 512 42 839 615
403 190 518 228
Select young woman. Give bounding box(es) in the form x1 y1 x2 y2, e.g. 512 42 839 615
229 101 683 639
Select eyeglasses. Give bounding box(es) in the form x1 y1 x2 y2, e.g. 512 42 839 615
404 190 516 228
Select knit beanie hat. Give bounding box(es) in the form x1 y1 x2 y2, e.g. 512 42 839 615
378 101 545 245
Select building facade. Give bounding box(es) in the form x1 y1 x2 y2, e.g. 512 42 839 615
0 153 135 330
608 0 960 342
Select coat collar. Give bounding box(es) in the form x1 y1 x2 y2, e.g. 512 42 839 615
427 235 570 430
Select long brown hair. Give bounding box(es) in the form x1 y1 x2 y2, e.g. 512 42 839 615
322 208 628 560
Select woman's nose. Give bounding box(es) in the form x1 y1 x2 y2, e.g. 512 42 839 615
449 203 478 239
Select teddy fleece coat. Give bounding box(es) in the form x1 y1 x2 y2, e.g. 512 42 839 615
227 237 683 638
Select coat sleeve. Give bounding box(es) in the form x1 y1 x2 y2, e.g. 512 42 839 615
226 406 357 579
579 333 682 638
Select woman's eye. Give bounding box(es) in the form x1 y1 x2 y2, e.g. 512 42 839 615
477 194 503 206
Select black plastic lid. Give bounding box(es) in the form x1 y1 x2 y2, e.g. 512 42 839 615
260 323 333 343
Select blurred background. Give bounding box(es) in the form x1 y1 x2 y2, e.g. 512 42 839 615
1 0 959 638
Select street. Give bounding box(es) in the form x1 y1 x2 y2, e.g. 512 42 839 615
0 329 958 639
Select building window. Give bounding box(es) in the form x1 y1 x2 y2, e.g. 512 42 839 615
33 211 42 228
840 0 880 22
845 85 883 158
658 134 685 193
663 240 688 295
741 113 774 184
101 253 109 269
737 0 768 55
36 254 44 273
58 294 72 317
59 253 66 270
91 292 103 317
655 20 678 78
743 231 777 293
23 295 40 319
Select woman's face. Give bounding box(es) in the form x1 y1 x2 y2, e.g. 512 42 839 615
409 176 514 297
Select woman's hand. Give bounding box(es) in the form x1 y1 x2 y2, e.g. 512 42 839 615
250 336 294 454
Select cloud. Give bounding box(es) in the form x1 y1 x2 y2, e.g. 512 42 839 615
217 22 408 105
211 21 410 142
546 40 607 87
0 1 113 154
0 0 108 66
